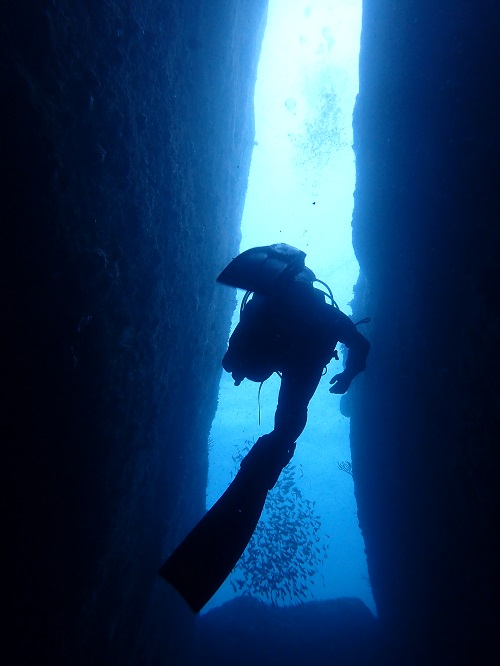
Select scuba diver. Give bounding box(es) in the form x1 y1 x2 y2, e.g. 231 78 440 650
159 243 370 613
221 245 370 490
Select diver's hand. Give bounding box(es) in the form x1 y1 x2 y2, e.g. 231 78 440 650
329 371 351 394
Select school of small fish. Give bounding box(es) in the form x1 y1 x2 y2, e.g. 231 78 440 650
230 441 330 606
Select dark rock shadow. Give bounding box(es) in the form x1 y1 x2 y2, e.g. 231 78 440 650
196 596 384 666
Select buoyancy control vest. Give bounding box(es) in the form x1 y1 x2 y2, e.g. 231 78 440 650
218 244 340 385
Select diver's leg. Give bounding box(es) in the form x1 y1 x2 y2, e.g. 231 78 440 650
239 432 296 490
238 363 323 491
274 362 324 443
159 365 323 612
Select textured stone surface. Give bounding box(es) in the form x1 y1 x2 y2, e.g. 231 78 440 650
196 596 383 666
2 2 266 663
350 1 500 663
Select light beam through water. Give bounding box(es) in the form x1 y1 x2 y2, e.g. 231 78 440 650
206 0 375 615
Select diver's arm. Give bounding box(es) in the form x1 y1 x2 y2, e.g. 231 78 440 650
329 310 370 394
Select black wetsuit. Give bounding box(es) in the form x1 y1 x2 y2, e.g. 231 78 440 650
222 277 369 487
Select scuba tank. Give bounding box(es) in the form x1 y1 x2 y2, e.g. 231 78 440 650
217 244 369 420
217 243 338 309
217 243 309 294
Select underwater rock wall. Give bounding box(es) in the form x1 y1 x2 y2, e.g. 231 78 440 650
2 1 267 663
196 596 382 666
351 1 500 663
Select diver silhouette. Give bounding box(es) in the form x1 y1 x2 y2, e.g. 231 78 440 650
222 254 369 490
159 244 370 612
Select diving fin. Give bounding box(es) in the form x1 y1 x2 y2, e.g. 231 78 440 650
158 464 269 613
159 434 296 613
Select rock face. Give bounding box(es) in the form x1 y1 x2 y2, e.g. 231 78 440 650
196 596 382 666
351 1 500 663
2 1 267 664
